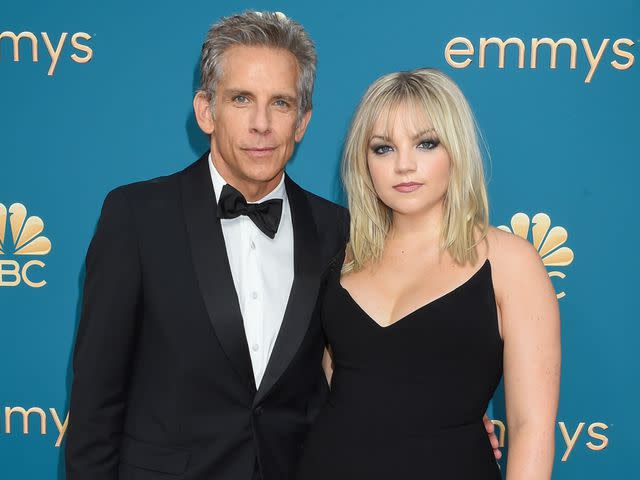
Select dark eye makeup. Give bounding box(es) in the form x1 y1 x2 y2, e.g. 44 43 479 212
369 137 440 155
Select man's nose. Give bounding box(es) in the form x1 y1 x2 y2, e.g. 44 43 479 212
249 103 272 134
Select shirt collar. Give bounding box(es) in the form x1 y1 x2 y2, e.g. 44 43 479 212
208 153 286 204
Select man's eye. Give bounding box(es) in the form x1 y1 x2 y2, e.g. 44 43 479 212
371 145 393 155
417 139 440 150
233 95 249 104
274 99 289 107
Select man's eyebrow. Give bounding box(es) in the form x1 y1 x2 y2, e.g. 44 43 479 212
224 89 253 98
273 94 298 103
223 89 298 103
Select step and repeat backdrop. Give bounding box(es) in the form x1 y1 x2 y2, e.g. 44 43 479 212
1 0 637 478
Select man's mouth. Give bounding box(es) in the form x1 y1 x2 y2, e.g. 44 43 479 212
242 147 277 158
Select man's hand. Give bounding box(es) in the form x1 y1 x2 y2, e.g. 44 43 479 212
483 414 502 460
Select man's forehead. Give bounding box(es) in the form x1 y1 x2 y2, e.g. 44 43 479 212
220 45 298 73
217 45 299 95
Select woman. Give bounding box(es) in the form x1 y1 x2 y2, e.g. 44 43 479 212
297 69 560 479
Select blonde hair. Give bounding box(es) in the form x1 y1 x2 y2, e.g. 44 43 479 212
342 68 489 273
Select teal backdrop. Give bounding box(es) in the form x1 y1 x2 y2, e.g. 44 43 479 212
1 0 638 478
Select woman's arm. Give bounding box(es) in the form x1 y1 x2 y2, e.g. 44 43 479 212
491 229 561 479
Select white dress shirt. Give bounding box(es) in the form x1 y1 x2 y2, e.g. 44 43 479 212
208 154 294 387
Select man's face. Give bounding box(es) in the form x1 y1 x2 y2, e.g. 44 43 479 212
195 45 311 199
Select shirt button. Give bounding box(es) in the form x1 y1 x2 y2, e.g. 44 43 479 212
250 240 256 250
252 291 258 300
252 344 260 352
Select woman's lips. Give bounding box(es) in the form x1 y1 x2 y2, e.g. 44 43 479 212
393 182 423 193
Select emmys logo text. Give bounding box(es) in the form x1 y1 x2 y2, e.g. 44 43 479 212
3 406 68 447
491 419 609 462
0 31 93 76
444 36 635 83
1 404 610 458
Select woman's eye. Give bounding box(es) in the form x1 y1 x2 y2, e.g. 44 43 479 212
371 145 393 155
233 95 249 104
417 139 440 150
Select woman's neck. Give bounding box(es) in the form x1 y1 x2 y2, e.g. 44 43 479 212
388 203 444 247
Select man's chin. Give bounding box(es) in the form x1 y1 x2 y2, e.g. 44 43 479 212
242 166 286 185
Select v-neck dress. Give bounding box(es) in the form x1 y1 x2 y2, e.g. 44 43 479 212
296 253 504 479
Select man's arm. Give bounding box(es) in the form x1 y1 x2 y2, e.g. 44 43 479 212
65 187 142 480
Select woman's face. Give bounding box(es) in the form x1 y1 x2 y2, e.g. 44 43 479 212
367 103 451 217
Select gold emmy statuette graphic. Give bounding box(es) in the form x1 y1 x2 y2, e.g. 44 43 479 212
0 203 52 288
498 212 574 299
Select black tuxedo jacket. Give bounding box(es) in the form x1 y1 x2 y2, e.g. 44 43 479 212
65 154 348 480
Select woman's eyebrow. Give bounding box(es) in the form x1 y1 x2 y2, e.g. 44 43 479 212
370 134 391 142
411 128 436 140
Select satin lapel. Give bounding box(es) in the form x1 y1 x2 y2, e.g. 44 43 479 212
254 175 323 406
181 154 256 393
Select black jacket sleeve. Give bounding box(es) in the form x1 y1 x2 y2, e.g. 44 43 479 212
65 187 142 480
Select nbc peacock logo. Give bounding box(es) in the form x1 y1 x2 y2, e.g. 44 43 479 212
0 203 51 288
498 212 574 299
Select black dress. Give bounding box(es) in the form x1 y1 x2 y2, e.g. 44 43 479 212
297 253 504 479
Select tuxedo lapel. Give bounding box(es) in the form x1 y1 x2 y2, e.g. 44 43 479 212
254 175 323 406
181 154 256 393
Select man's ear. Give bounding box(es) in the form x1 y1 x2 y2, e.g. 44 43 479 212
193 91 215 135
294 109 312 143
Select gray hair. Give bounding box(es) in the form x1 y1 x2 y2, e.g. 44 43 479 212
198 11 317 123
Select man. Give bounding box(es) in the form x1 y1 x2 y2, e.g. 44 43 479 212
65 11 500 480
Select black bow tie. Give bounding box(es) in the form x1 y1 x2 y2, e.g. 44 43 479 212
217 183 283 239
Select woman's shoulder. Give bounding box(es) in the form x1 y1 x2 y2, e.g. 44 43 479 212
485 225 540 263
484 225 551 301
